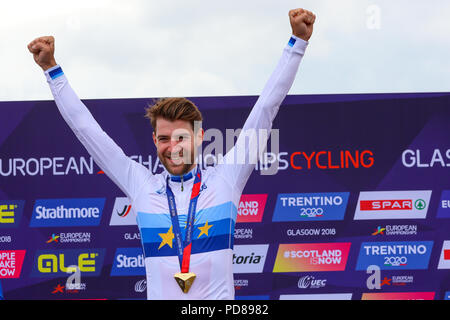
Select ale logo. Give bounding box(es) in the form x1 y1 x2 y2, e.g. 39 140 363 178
31 249 105 278
0 201 25 228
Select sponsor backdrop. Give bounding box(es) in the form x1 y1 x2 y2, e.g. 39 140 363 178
1 92 450 300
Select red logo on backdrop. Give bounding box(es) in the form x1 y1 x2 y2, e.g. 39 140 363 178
0 250 26 278
444 250 450 260
360 200 412 211
236 194 268 223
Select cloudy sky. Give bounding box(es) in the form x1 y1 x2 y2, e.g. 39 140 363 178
1 0 450 101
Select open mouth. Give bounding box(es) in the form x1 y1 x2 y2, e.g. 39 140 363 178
166 151 184 165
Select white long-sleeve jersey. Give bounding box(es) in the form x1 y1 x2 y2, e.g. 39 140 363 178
44 36 308 300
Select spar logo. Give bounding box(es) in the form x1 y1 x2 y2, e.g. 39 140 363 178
356 241 433 270
0 200 25 228
232 244 268 273
236 194 267 223
0 250 26 279
354 190 431 220
272 192 349 222
437 241 450 269
110 247 145 276
30 198 105 227
30 249 105 278
273 243 351 272
109 197 136 226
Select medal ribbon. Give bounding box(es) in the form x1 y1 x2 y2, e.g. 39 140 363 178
166 167 201 273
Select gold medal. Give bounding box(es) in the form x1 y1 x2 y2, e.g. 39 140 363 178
174 272 196 293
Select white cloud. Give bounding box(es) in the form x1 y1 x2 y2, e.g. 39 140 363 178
1 0 449 101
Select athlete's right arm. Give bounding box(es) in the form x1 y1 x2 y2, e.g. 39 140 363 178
27 36 149 201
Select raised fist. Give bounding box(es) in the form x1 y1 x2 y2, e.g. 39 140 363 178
27 36 57 71
289 8 316 41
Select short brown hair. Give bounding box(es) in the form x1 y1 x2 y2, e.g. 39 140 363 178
145 97 203 132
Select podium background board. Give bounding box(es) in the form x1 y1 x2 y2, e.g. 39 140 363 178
1 92 450 300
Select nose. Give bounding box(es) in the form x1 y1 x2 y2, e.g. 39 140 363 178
168 139 182 154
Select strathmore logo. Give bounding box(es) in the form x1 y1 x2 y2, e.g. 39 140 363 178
110 248 145 276
232 244 268 273
30 198 105 227
354 190 431 220
236 194 267 223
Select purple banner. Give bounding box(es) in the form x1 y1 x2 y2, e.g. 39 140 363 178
1 92 450 300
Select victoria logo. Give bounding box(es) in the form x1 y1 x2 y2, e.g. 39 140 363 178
232 244 268 274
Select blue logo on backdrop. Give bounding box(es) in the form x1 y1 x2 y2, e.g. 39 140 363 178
445 291 450 300
436 190 450 218
30 198 105 227
356 241 433 270
110 247 145 276
272 192 349 221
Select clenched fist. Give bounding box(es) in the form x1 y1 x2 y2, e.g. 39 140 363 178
27 36 57 71
289 8 316 41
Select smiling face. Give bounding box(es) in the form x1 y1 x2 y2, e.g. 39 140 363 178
153 117 203 176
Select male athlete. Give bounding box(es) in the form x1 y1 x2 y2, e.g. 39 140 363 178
28 8 315 299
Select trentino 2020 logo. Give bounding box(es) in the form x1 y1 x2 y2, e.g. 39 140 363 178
356 241 433 270
30 249 106 278
30 198 105 227
272 192 349 222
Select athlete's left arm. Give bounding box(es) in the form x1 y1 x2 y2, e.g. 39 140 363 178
218 8 316 193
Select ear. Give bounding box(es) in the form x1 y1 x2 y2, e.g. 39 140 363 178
152 131 157 147
195 128 204 147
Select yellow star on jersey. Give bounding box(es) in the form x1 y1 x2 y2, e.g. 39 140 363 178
197 220 213 239
158 226 174 249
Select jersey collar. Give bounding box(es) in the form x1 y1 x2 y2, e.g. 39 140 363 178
169 166 197 182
